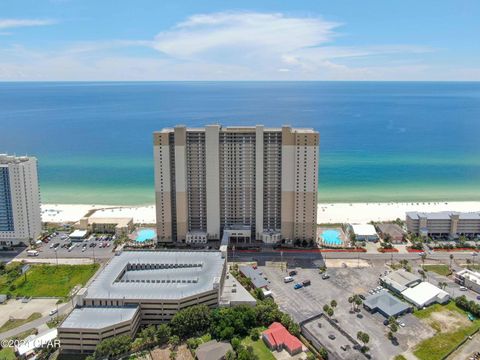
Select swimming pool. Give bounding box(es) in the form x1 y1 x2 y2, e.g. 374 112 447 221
321 229 342 246
135 229 156 242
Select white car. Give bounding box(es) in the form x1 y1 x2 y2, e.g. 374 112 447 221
460 286 468 291
49 309 58 316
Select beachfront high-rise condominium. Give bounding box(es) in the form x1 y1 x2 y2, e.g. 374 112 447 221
0 154 42 248
153 125 319 244
406 211 480 239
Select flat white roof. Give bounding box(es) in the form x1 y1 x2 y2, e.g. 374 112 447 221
69 230 88 238
350 224 377 236
16 329 57 356
85 251 225 300
401 282 449 307
457 269 480 285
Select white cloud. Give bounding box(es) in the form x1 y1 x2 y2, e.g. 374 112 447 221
0 11 477 80
153 12 340 60
0 19 56 30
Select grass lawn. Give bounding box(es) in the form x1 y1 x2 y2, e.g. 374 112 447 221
0 264 99 297
0 347 16 360
0 312 42 333
422 264 452 276
413 302 480 360
242 336 275 360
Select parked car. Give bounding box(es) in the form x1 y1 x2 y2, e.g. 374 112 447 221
302 280 311 286
460 286 468 291
293 283 303 290
328 334 336 340
284 276 294 283
289 270 297 276
322 273 330 280
359 294 366 300
49 309 58 316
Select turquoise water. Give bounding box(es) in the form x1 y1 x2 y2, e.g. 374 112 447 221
321 230 342 246
1 82 479 204
136 229 156 243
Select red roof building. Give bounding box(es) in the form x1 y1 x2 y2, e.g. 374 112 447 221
262 322 303 355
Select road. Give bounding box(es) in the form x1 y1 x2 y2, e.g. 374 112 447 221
230 249 478 262
0 301 72 340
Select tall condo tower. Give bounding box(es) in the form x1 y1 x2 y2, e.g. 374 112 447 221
153 125 319 244
0 154 42 247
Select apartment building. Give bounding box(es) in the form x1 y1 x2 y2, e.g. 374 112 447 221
153 125 319 243
406 211 480 238
0 154 42 248
58 250 227 353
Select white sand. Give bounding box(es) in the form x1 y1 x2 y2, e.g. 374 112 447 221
41 204 156 224
318 201 480 224
42 201 480 225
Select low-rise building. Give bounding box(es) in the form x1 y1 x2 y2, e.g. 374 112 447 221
77 216 134 237
239 265 269 289
406 211 480 239
381 269 422 294
376 223 405 243
363 291 411 318
401 282 450 308
69 230 88 242
196 340 233 360
348 224 378 242
59 250 227 353
262 322 302 356
455 269 480 293
58 307 140 354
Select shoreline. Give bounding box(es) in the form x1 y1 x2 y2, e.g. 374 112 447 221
42 201 480 225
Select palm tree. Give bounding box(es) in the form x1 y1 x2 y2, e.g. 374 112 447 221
348 296 355 312
449 254 454 269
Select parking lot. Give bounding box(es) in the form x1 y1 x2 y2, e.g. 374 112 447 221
260 262 434 359
17 231 115 260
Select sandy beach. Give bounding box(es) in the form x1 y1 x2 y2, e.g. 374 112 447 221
42 201 480 225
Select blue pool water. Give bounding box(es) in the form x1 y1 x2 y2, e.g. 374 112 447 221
136 229 156 242
321 230 342 246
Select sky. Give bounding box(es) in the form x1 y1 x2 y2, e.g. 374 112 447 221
0 0 479 81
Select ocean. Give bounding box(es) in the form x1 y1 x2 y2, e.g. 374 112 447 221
1 81 479 205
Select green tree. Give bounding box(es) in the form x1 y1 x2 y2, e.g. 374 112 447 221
231 337 242 351
250 328 259 341
330 300 337 309
225 350 237 360
356 331 370 353
170 304 211 339
323 304 330 312
139 325 156 344
319 347 329 360
237 345 259 360
92 335 132 359
254 288 265 300
327 308 334 317
169 335 180 349
156 324 171 345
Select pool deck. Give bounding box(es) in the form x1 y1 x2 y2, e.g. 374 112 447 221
317 226 349 248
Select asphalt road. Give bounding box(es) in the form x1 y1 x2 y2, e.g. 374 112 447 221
0 301 72 340
230 249 478 263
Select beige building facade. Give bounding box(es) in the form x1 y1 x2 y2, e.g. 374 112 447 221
406 211 480 238
153 125 319 243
